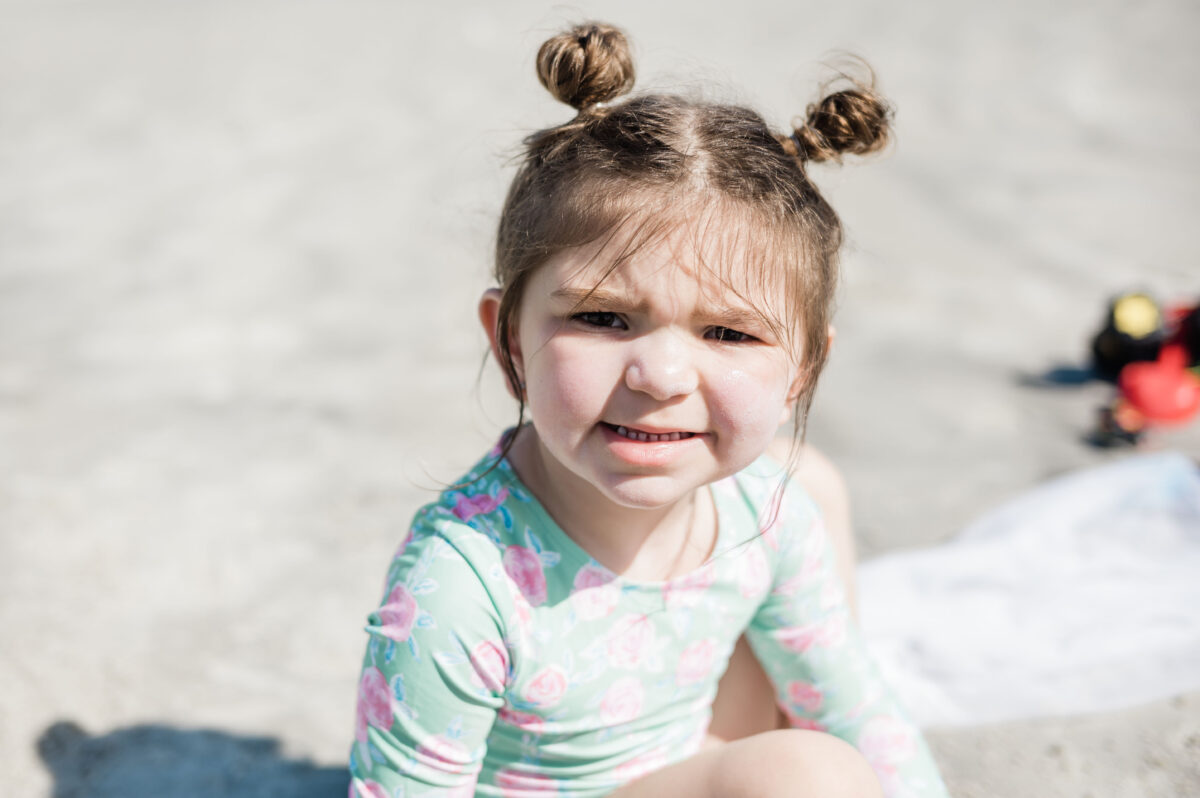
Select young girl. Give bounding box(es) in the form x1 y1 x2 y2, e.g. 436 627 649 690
351 22 949 798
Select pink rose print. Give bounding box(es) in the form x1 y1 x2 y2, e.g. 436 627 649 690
800 520 827 580
681 722 709 754
599 676 645 725
786 680 823 713
523 665 568 707
571 563 620 620
355 667 393 743
857 715 917 767
470 639 509 693
614 747 667 781
783 710 827 732
738 543 770 599
662 562 715 609
453 487 509 521
772 572 803 597
776 613 846 653
351 779 389 798
759 492 785 551
498 706 545 735
857 716 917 794
416 734 470 769
777 624 815 653
508 586 533 635
675 638 716 686
495 768 560 797
607 613 655 669
820 580 843 611
574 562 613 590
503 545 548 606
761 520 781 552
395 528 414 557
377 583 418 641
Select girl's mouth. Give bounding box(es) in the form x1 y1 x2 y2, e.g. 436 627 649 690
603 422 696 443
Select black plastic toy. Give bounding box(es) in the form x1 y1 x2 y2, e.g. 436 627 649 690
1090 292 1200 445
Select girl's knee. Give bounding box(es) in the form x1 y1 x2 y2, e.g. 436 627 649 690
718 730 882 798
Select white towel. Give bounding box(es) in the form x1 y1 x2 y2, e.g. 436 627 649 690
859 452 1200 728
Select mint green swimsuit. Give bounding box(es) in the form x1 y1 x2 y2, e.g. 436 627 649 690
349 442 949 797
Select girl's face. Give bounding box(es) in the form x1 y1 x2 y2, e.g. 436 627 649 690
482 222 804 512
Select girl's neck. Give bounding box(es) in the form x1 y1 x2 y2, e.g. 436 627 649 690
506 426 717 582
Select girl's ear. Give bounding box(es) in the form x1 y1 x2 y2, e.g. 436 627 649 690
780 372 806 425
478 288 524 400
778 324 835 425
780 364 808 425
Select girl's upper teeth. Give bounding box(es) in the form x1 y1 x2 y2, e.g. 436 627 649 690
614 425 692 442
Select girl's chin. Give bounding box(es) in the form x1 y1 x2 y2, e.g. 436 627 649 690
593 473 710 510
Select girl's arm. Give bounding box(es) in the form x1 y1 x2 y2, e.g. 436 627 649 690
767 439 858 615
350 514 507 797
744 484 950 798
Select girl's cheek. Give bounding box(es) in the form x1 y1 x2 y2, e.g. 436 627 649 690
713 367 792 438
530 339 616 414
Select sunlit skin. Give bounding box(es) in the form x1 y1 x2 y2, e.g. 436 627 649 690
479 222 806 581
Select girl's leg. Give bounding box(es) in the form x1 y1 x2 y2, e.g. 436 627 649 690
708 443 858 743
607 729 882 798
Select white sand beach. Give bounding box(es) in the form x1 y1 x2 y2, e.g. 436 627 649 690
2 1 1198 795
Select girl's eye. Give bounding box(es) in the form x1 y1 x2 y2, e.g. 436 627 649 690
706 326 755 343
573 311 625 329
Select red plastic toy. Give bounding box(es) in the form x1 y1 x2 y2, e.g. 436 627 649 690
1093 295 1200 445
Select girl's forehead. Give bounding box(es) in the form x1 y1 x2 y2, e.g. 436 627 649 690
547 211 793 315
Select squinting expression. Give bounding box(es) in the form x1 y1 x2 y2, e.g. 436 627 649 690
509 226 804 511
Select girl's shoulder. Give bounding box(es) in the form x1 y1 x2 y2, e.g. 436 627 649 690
400 444 546 563
716 445 824 548
374 450 538 628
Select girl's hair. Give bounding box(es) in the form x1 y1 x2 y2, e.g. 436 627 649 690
492 22 891 461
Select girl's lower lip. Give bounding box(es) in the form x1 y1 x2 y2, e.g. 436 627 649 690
598 423 703 466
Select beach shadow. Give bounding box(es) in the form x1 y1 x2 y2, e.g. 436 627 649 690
37 720 348 798
1016 363 1098 388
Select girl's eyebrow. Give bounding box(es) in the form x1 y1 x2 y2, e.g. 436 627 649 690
553 286 773 331
552 286 647 313
701 307 772 331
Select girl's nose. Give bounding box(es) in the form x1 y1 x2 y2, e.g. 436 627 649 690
624 330 699 400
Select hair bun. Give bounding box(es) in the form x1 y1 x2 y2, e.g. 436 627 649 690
792 85 892 163
536 23 635 111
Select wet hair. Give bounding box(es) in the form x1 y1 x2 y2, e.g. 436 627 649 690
491 22 891 462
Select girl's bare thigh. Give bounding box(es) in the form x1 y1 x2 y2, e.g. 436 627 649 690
605 729 882 798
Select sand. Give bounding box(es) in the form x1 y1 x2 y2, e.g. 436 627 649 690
2 1 1198 795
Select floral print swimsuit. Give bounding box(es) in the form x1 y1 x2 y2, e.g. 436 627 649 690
350 443 949 798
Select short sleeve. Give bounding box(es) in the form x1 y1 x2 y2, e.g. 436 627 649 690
349 510 511 798
745 482 950 798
